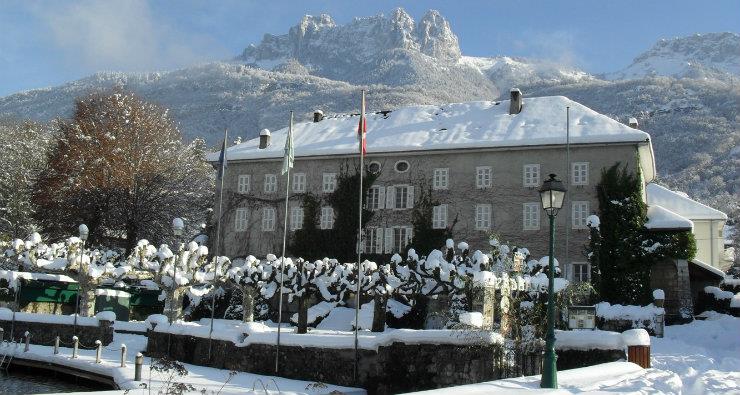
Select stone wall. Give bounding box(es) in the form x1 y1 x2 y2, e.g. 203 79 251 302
147 330 625 394
0 319 113 346
651 258 693 323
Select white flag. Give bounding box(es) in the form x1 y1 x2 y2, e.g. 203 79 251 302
282 112 294 175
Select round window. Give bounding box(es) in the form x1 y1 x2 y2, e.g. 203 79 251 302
367 161 381 175
394 160 410 173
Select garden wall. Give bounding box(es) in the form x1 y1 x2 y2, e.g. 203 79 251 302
0 310 114 346
147 327 627 395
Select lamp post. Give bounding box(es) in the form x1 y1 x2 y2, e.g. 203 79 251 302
170 218 184 323
74 224 89 334
538 174 566 389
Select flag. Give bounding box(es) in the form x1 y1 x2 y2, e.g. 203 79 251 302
216 129 228 180
282 112 294 175
358 90 367 156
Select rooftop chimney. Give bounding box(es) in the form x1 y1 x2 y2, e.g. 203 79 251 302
259 129 271 149
313 110 324 122
628 117 639 129
509 88 523 115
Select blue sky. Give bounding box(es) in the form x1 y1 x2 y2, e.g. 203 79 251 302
1 0 738 96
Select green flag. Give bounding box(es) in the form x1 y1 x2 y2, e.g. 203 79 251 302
282 112 294 175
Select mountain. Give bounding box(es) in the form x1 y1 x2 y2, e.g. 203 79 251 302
605 32 740 80
0 8 737 225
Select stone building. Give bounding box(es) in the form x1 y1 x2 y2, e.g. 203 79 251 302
208 91 658 283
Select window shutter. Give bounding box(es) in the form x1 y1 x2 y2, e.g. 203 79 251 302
406 186 415 209
377 186 386 209
359 230 366 253
384 227 393 254
386 186 395 209
375 228 384 254
405 226 413 245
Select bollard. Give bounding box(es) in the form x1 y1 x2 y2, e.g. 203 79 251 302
24 331 30 352
54 336 60 355
0 327 4 343
95 340 102 363
134 352 144 381
120 344 127 368
72 336 79 359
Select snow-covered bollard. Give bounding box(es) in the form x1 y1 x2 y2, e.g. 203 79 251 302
653 289 665 308
623 329 651 368
120 344 127 367
134 352 144 381
72 336 79 358
54 336 60 355
95 340 102 363
23 331 30 352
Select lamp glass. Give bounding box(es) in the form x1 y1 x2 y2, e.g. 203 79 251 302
78 224 89 241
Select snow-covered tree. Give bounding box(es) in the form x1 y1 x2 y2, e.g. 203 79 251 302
4 232 131 316
31 90 213 252
0 117 53 240
226 254 280 322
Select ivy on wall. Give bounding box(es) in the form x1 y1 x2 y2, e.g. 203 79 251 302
411 185 456 257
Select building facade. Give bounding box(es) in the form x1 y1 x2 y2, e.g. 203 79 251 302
209 93 657 283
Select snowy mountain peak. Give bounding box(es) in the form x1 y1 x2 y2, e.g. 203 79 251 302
606 32 740 80
238 8 462 68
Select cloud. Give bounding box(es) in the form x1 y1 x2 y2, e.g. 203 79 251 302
511 30 586 68
29 0 227 73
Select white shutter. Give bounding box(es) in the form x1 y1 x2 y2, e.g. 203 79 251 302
378 186 386 209
406 186 415 209
405 226 413 246
386 186 395 210
384 227 393 254
375 228 384 254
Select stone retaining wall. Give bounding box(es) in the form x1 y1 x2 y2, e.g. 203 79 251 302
0 319 114 346
147 330 625 394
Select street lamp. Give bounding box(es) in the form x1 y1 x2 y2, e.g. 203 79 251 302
170 218 184 323
538 174 566 389
74 224 89 334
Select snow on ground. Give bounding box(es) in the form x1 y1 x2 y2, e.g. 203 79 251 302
4 331 363 395
406 313 740 394
651 312 740 395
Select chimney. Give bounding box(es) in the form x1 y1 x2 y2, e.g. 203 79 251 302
509 88 523 115
313 110 324 122
259 129 271 149
628 117 639 129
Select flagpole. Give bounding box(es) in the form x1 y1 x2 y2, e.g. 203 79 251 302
564 107 571 278
275 111 294 374
353 90 366 384
208 128 228 361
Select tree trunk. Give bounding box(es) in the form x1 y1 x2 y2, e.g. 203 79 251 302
297 293 308 334
165 286 185 322
242 286 256 322
372 294 387 332
78 283 96 317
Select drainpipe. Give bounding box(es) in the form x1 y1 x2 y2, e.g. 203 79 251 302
709 220 715 267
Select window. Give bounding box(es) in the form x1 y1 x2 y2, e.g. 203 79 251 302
572 201 590 229
570 262 591 283
322 173 337 193
476 166 492 189
394 160 410 173
433 168 449 190
293 173 306 192
320 207 334 230
363 227 384 254
290 207 304 230
237 174 251 193
366 186 385 210
523 203 540 230
262 207 276 231
523 164 540 187
385 226 412 254
264 174 277 193
235 208 248 232
386 185 414 209
572 162 589 185
475 204 492 230
432 204 448 229
367 161 381 175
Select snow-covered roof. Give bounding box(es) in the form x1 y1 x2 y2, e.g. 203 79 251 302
690 259 726 278
211 96 651 162
645 205 694 231
646 184 727 221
